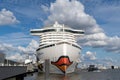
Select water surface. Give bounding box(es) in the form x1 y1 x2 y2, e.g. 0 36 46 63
24 69 120 80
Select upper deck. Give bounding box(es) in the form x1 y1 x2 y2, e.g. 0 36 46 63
30 22 84 45
30 22 84 36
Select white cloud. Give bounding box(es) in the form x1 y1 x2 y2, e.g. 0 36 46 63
44 0 120 53
44 0 103 34
0 8 19 25
83 51 96 60
105 36 120 53
17 39 39 62
79 51 118 67
18 39 39 54
0 43 16 53
6 53 24 61
0 40 39 62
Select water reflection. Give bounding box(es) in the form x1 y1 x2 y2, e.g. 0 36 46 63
24 69 120 80
26 72 74 80
61 76 69 80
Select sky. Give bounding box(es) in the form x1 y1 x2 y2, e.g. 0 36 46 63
0 0 120 67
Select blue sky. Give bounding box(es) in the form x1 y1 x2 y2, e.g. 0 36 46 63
0 0 120 67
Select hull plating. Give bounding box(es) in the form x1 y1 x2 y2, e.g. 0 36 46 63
37 43 81 74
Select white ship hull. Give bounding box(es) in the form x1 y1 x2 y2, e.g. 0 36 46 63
36 42 81 74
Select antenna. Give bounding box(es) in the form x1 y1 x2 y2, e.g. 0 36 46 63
53 21 58 27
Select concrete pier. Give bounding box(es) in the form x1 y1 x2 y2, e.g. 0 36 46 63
0 66 27 80
45 59 50 80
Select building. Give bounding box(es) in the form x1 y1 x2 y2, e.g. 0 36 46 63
4 59 24 66
0 53 5 66
0 53 24 66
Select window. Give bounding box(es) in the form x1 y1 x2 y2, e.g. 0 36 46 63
36 44 55 51
64 29 84 34
31 29 56 33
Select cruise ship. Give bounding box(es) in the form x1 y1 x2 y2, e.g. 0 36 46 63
30 22 84 74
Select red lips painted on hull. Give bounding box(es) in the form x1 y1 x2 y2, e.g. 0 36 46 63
51 56 73 73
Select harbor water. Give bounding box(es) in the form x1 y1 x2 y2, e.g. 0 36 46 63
24 69 120 80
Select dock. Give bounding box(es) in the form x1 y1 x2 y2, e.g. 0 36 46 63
0 66 27 80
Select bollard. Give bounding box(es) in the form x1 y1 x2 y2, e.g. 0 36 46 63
45 59 50 80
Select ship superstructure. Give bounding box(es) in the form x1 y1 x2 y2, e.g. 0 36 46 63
30 22 84 74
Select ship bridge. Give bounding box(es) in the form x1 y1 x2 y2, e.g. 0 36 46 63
30 22 84 45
